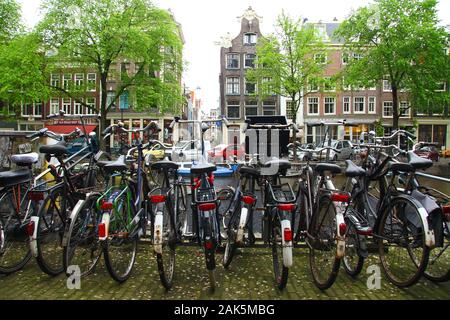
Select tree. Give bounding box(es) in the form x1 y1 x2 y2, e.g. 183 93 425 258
0 0 22 44
0 0 183 147
334 0 450 130
246 12 327 125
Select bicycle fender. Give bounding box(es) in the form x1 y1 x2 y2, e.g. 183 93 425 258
281 219 293 268
236 207 248 244
335 209 346 259
154 211 163 254
61 199 86 247
29 216 39 257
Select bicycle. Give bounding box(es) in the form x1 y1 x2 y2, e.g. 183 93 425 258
288 142 348 290
28 110 106 276
342 130 434 287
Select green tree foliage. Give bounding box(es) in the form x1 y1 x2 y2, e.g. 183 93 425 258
0 0 22 44
335 0 450 129
246 12 327 124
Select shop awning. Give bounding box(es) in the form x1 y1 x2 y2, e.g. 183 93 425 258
46 124 98 135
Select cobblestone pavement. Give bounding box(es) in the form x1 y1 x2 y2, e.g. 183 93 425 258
1 245 449 300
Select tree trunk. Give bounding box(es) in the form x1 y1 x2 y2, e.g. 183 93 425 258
392 85 399 130
291 96 298 162
99 73 109 152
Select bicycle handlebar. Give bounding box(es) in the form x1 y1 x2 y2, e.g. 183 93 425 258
243 122 298 133
374 129 416 141
169 116 230 129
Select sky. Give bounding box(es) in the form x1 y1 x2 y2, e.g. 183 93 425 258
18 0 450 114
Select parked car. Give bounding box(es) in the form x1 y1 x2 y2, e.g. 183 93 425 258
414 146 440 162
208 144 245 162
315 140 354 161
288 143 316 161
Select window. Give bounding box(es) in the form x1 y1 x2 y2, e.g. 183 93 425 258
400 101 410 118
262 100 276 107
343 97 351 114
226 77 240 95
22 102 42 117
263 108 276 116
73 99 83 115
245 101 258 116
227 101 240 119
87 73 96 91
308 78 319 92
226 54 240 69
315 25 327 39
367 83 377 91
383 101 393 118
354 97 365 113
342 52 349 64
308 97 319 115
51 74 60 87
245 79 256 94
342 77 351 91
75 73 84 88
352 52 363 60
244 54 256 68
324 97 335 115
436 82 446 92
383 79 392 92
243 33 257 45
63 74 72 90
119 91 130 110
323 77 335 92
50 98 59 114
262 77 274 95
86 98 96 114
62 98 71 114
34 102 42 116
314 53 326 64
286 100 294 119
368 96 376 114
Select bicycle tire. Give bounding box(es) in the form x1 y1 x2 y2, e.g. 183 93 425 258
343 219 365 277
271 212 289 290
154 201 176 290
0 188 32 274
423 219 449 282
35 187 69 276
222 207 240 269
216 187 235 238
103 191 137 283
63 193 102 278
377 195 430 287
308 195 340 290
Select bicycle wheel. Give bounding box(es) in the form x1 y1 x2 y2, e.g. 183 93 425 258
343 219 364 277
103 191 137 283
309 196 340 290
424 220 449 282
271 212 289 290
216 187 235 239
0 188 33 274
35 187 70 275
174 184 187 239
63 193 102 277
154 200 176 290
222 207 239 269
200 208 218 290
377 196 430 287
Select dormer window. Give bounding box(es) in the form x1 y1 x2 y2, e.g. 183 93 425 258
244 33 257 45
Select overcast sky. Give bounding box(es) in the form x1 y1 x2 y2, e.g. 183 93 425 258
18 0 450 114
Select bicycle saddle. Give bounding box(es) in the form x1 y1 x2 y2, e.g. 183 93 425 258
190 163 216 175
239 166 260 177
39 142 68 157
151 160 179 171
344 160 366 177
315 163 341 175
388 161 413 173
407 151 433 170
0 169 32 187
104 155 128 173
11 152 39 167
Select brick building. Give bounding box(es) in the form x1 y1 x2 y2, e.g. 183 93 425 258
219 7 280 145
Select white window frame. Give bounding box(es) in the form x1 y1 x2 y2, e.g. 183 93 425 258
308 78 319 92
244 53 256 69
245 101 258 116
341 52 349 64
262 77 274 95
323 77 335 92
243 33 257 45
342 77 351 91
343 96 351 114
353 96 365 114
21 102 42 117
73 99 83 115
62 98 71 115
75 73 84 88
400 101 411 118
368 96 376 114
87 73 96 92
435 82 446 92
383 101 393 118
383 79 392 92
63 74 72 90
226 53 240 69
307 97 319 116
244 79 257 95
324 97 336 115
50 98 60 114
86 97 96 114
51 74 60 88
314 53 327 64
226 77 240 95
